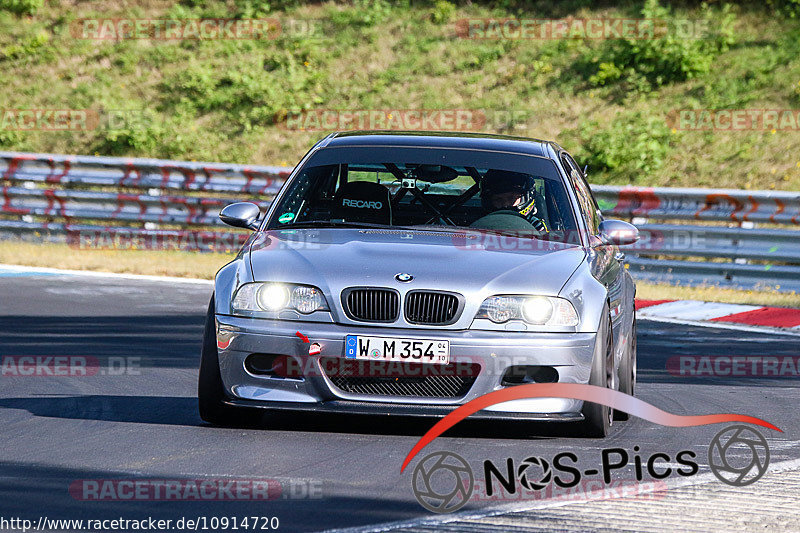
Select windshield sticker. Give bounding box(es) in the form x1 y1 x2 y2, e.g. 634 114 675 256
278 212 295 224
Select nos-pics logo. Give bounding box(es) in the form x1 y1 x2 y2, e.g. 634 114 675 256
411 425 771 514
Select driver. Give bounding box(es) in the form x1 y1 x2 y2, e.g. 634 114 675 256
471 169 547 232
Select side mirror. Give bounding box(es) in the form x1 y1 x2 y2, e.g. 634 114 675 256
598 219 639 246
219 202 261 230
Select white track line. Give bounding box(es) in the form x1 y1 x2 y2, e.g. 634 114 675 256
0 263 212 284
328 456 800 533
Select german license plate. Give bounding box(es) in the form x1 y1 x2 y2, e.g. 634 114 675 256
344 335 449 364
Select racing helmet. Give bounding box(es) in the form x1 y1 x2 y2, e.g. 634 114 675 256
480 169 539 219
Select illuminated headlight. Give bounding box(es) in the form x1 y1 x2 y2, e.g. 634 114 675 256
522 296 553 323
258 284 289 311
232 283 329 315
476 295 578 326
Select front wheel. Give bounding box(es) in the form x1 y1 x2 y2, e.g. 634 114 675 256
198 296 259 427
580 310 614 437
615 312 637 421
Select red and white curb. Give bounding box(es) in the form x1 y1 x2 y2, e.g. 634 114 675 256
636 299 800 336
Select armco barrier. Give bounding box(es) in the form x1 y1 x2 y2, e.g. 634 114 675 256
0 151 290 252
2 152 799 290
591 186 800 291
0 151 289 193
591 185 800 225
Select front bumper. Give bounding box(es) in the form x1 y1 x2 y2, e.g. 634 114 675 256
215 315 597 418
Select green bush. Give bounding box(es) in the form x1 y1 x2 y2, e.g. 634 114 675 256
165 47 324 130
0 129 24 147
0 30 50 61
95 112 194 158
96 113 165 155
582 0 736 92
572 112 673 179
767 0 800 17
431 0 456 24
0 0 43 15
588 62 622 86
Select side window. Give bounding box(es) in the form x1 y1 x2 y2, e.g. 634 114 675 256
561 153 601 235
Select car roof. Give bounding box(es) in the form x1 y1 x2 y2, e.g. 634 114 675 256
320 131 561 158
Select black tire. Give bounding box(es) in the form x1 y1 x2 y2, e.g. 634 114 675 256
615 311 637 421
580 309 614 437
198 295 259 427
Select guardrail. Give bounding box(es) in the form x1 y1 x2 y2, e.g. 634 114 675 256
0 151 290 251
592 185 800 225
2 151 799 291
591 186 800 291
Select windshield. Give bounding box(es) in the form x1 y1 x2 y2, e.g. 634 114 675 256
266 148 579 238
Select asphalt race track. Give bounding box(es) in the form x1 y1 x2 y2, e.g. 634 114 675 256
1 271 799 532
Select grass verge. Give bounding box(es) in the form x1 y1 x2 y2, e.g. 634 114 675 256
0 241 231 279
636 281 798 308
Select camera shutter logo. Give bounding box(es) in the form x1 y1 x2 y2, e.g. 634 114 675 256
517 456 553 491
708 425 770 486
411 451 473 513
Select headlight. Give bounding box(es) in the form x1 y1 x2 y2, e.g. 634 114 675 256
521 296 553 323
232 282 329 315
476 295 578 326
290 286 325 314
257 284 289 311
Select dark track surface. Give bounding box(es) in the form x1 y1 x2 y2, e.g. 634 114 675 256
0 273 798 532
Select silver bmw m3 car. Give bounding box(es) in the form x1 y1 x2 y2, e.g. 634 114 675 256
199 131 639 436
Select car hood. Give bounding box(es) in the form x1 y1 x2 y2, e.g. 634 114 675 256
247 228 585 298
